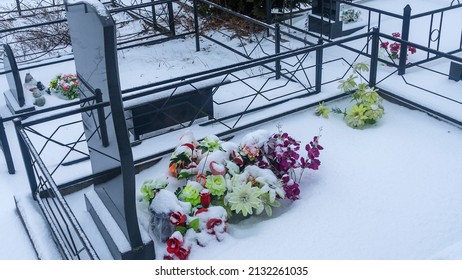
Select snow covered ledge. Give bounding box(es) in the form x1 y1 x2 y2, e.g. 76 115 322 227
65 0 110 17
14 194 62 260
85 189 153 259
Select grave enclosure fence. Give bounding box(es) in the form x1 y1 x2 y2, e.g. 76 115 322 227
0 0 185 65
1 0 461 259
11 29 379 259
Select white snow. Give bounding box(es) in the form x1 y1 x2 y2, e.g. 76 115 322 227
13 194 62 260
65 0 110 17
84 189 131 253
150 189 191 215
0 0 462 261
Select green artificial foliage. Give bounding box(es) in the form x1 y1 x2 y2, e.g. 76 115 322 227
315 62 384 129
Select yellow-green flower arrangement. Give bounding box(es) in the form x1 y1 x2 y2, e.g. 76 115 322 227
316 62 384 128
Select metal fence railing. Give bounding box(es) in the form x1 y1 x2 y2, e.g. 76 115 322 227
14 116 99 260
0 0 181 65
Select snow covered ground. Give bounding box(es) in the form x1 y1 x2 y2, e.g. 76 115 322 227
0 0 462 260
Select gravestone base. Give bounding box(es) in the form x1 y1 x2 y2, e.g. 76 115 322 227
85 189 155 260
449 61 462 82
4 90 35 115
308 15 343 38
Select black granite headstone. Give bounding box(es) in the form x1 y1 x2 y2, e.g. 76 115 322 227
309 0 343 38
65 0 154 259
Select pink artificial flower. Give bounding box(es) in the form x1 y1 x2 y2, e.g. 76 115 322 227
380 41 389 49
392 32 401 38
408 46 417 54
389 42 400 53
209 161 227 176
241 145 260 160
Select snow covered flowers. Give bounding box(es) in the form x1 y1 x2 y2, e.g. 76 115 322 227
140 177 168 204
379 32 417 63
140 128 324 259
49 73 79 100
226 181 263 216
341 8 361 24
205 175 227 196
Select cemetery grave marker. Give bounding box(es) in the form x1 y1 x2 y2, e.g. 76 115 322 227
65 0 154 259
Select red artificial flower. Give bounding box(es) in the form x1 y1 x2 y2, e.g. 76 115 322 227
200 190 211 208
163 254 174 260
181 143 195 150
166 235 183 254
175 247 190 260
408 45 417 54
195 208 209 215
231 150 244 165
392 32 401 38
169 211 187 226
206 218 223 234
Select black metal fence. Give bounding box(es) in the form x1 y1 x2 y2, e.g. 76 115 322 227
0 0 183 65
14 116 99 259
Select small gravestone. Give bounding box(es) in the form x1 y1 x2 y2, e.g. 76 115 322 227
449 62 462 82
65 0 154 259
308 0 343 38
2 44 35 114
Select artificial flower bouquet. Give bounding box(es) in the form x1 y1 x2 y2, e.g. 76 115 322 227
139 128 323 259
49 73 79 100
316 62 384 129
341 8 361 24
379 32 417 64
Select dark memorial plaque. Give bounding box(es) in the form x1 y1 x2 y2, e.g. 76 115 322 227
308 0 343 38
65 0 154 259
3 44 35 114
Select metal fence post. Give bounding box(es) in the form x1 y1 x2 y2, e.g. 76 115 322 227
369 28 379 88
15 0 22 17
398 4 411 75
167 1 176 36
151 0 157 31
0 117 15 174
315 38 324 93
266 0 272 37
193 0 200 51
13 118 38 198
275 23 281 80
